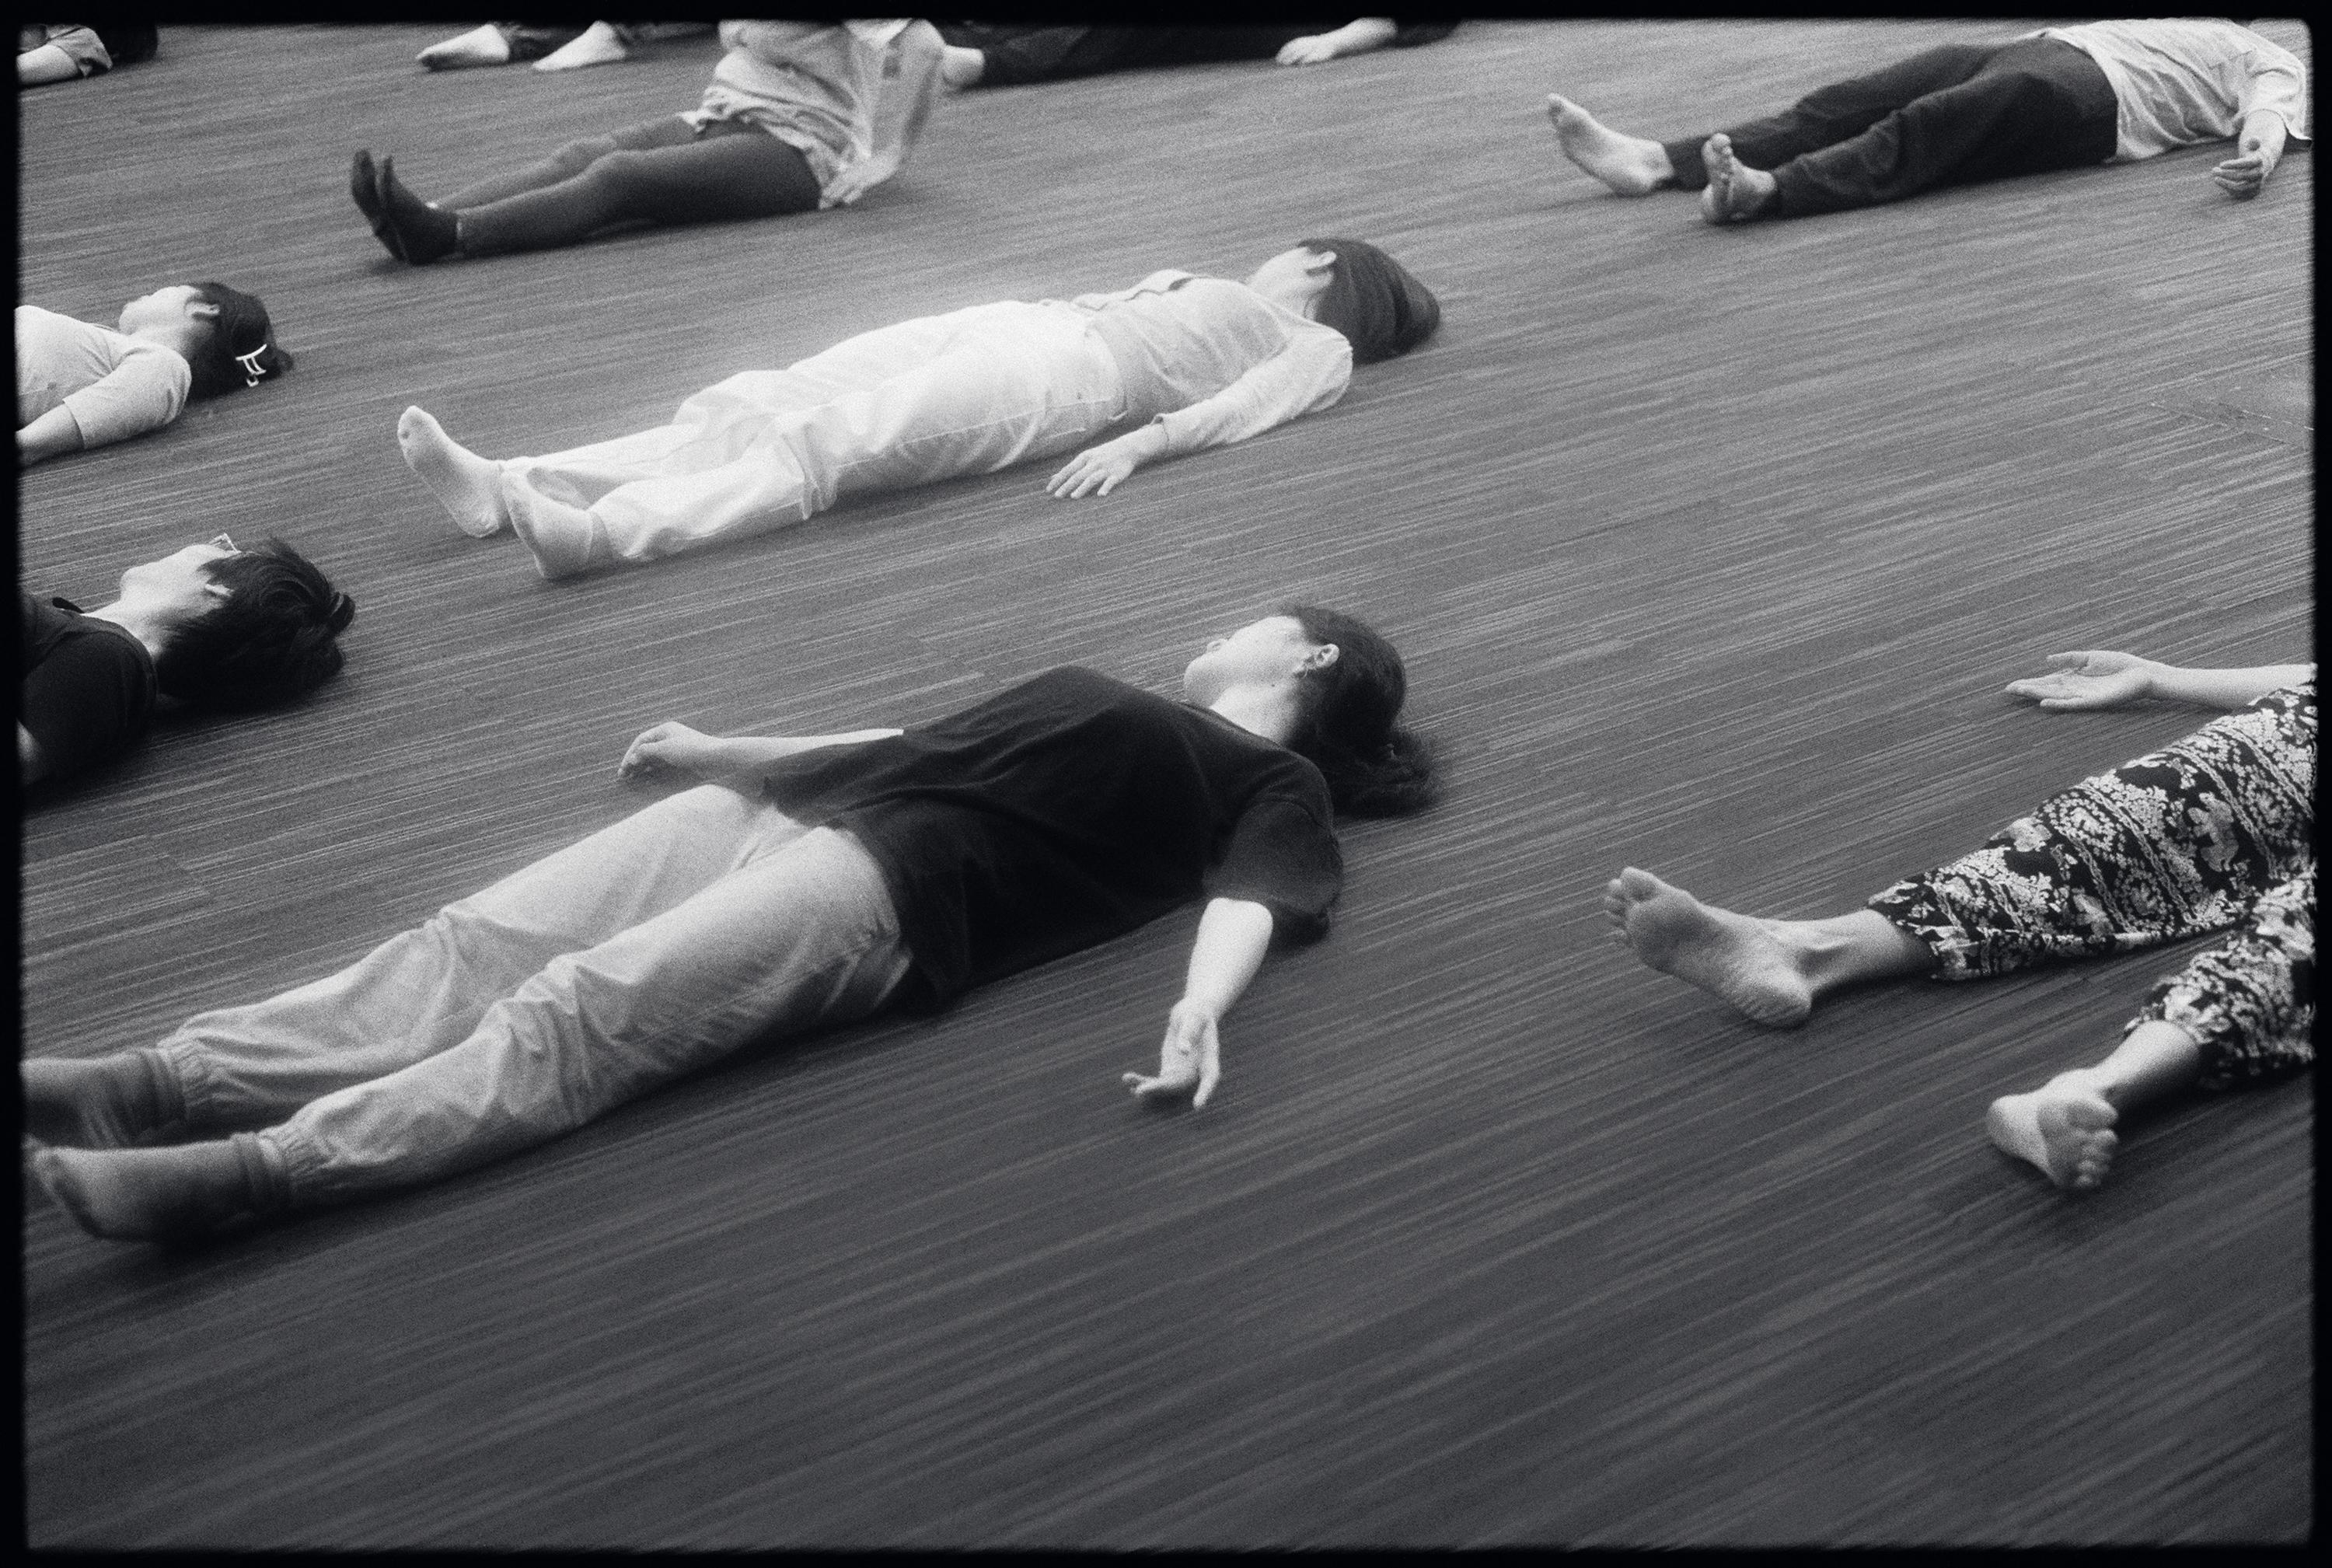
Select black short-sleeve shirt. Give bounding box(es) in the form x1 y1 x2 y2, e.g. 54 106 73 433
20 591 155 787
760 665 1343 1008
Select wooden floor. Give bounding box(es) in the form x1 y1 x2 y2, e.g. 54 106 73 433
19 21 2313 1548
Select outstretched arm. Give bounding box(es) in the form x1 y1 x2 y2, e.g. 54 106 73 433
1124 897 1276 1108
18 406 84 466
2005 651 2313 711
2213 109 2291 199
1276 19 1399 65
617 720 902 786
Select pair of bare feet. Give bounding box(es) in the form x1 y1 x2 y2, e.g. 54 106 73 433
417 21 630 73
1545 95 1777 224
396 407 600 578
1602 867 2123 1192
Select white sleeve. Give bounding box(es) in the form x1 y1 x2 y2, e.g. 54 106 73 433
2239 43 2311 141
1153 329 1353 457
59 344 190 450
820 20 945 207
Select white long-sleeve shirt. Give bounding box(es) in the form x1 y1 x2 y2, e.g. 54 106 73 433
1063 272 1354 458
16 306 191 449
690 20 945 208
2035 19 2312 161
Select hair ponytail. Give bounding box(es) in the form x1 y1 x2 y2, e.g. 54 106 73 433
1279 602 1440 817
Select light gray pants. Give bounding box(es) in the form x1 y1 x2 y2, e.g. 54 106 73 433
500 299 1129 564
148 785 910 1207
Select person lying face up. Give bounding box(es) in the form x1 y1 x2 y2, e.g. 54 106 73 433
393 238 1442 579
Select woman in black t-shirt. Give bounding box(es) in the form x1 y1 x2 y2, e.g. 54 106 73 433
19 536 355 793
30 606 1437 1243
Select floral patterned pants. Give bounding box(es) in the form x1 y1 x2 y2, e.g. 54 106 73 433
1868 683 2314 1089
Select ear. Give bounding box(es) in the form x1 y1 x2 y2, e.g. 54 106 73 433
187 300 222 323
1304 642 1341 674
1305 249 1338 274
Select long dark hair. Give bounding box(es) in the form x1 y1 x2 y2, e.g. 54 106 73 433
152 539 354 711
182 282 295 400
1279 603 1438 816
1297 237 1440 365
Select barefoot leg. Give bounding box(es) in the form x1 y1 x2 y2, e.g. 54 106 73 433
1985 1020 2205 1192
1545 94 1676 195
1604 867 1931 1026
1700 132 1781 224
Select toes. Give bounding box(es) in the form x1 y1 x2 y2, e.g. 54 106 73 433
1616 866 1663 899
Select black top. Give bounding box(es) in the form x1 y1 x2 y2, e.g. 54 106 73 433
762 665 1343 1008
20 591 155 787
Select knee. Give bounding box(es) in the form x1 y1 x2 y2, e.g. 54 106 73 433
584 148 660 202
549 134 621 178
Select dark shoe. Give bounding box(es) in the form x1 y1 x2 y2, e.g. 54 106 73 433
376 154 459 265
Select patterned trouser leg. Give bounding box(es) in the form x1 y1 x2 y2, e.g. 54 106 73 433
1866 684 2315 982
2131 867 2315 1090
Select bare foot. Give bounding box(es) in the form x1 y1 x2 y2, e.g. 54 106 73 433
1987 1074 2120 1192
939 44 986 89
399 407 508 537
535 20 629 72
1604 867 1815 1026
417 23 512 70
1701 133 1778 224
1545 94 1673 195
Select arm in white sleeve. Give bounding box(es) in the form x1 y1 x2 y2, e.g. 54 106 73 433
1152 330 1353 457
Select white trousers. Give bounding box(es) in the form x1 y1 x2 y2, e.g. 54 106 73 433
500 301 1129 564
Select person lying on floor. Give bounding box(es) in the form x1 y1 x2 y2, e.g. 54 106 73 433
1546 18 2309 223
1604 650 2313 1193
393 238 1440 579
18 23 155 86
21 536 355 794
28 606 1437 1244
19 285 292 465
356 20 942 264
934 21 1456 89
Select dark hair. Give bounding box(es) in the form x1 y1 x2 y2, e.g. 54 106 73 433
1279 602 1438 816
182 282 295 400
1297 237 1441 365
152 538 354 711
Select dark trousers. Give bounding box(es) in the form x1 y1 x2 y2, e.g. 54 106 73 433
938 25 1312 86
1662 37 2120 217
440 114 822 257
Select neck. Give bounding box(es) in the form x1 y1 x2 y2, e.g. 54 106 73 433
124 321 202 363
1206 679 1304 746
83 595 178 661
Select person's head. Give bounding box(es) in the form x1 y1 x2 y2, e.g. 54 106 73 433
127 536 354 711
1246 238 1440 364
117 282 294 400
1182 606 1438 815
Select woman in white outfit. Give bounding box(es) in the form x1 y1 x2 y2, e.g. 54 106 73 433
394 239 1440 578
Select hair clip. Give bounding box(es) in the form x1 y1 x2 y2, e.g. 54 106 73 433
235 344 271 386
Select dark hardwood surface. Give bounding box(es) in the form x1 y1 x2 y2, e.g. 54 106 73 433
19 20 2313 1547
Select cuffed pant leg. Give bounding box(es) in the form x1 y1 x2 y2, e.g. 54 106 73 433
162 784 785 1130
2135 868 2315 1091
1664 42 1997 190
257 822 909 1208
1866 698 2317 979
1770 40 2117 216
576 305 1124 562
